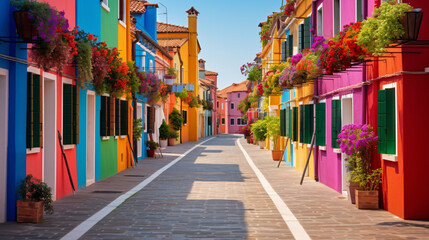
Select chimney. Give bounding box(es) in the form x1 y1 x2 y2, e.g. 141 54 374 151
199 59 206 70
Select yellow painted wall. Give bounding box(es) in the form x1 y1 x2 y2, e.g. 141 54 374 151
188 14 199 142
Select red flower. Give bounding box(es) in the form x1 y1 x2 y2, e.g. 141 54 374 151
88 34 93 40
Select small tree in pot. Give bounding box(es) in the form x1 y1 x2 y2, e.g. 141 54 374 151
168 130 179 146
251 119 267 149
338 124 382 208
159 119 170 148
17 175 53 223
265 116 282 161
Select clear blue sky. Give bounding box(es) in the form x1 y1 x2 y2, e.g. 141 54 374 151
153 0 283 90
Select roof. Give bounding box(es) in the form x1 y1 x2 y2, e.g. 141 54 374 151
158 37 188 49
130 0 146 14
186 7 200 16
217 80 249 98
205 70 218 76
157 22 188 33
199 78 216 88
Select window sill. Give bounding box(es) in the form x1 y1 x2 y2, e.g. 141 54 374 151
382 154 398 162
120 135 127 139
101 2 110 12
101 136 110 141
119 20 126 28
333 148 341 154
26 148 41 154
64 145 75 150
319 146 327 151
298 143 303 147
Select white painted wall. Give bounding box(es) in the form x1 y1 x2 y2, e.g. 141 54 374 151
0 68 8 223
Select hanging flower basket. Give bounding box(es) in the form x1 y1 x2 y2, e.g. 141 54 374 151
13 11 37 41
164 75 174 85
400 11 424 41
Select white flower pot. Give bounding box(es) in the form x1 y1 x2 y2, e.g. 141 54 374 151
160 139 168 148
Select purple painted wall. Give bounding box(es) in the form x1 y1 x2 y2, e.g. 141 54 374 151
226 91 247 134
314 0 374 193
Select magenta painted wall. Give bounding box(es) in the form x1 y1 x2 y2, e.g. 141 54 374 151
226 91 247 134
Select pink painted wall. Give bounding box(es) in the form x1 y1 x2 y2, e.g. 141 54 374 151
226 91 247 134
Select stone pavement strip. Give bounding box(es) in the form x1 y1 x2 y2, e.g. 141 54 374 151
1 134 429 240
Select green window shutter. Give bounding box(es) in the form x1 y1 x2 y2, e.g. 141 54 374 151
304 104 314 144
285 107 290 138
356 0 363 21
26 73 41 148
63 84 73 145
298 24 304 53
289 108 293 138
378 89 396 154
281 41 287 62
72 85 79 144
120 100 128 136
288 35 294 58
331 100 341 148
100 96 107 136
304 17 312 49
285 40 289 60
293 107 298 141
316 103 326 146
299 106 304 143
115 99 120 136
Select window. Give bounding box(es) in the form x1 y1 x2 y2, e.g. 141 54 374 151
378 88 396 154
304 17 312 50
287 35 293 58
331 99 341 148
315 102 326 146
114 99 128 136
292 107 298 142
182 110 187 125
231 103 234 109
299 105 304 143
333 0 341 36
356 0 363 22
280 109 286 137
230 118 235 125
119 0 125 23
101 0 110 12
317 5 323 36
303 104 314 144
149 60 154 72
238 93 241 98
217 101 219 108
298 24 304 53
26 72 42 148
63 84 79 144
100 96 114 136
281 40 287 62
242 119 247 125
222 103 224 109
237 118 241 125
222 118 225 125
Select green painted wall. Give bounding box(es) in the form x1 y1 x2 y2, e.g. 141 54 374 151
100 0 118 47
100 138 118 179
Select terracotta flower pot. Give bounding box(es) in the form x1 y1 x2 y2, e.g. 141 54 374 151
168 138 176 146
355 190 379 209
349 182 360 204
159 139 168 148
250 138 253 144
271 150 282 161
17 200 44 223
147 149 155 158
259 141 265 149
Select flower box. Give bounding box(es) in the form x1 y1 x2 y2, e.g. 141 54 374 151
13 11 37 41
355 190 379 209
17 200 44 223
400 11 424 41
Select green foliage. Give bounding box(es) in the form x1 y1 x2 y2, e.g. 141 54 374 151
188 95 200 108
251 119 267 141
127 61 140 94
159 119 170 139
133 118 143 140
169 108 183 131
168 130 179 139
349 157 383 191
265 116 280 150
167 67 176 76
262 97 269 111
237 96 251 115
247 65 262 82
175 88 188 100
17 175 53 215
76 41 93 88
146 140 158 150
357 2 413 55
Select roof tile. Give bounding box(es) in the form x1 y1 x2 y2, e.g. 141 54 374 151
157 22 189 33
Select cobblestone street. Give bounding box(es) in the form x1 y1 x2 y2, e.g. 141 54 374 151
1 135 429 239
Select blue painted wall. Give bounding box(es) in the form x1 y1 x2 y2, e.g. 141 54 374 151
76 0 101 188
135 95 147 160
5 2 28 221
281 90 293 167
144 5 157 41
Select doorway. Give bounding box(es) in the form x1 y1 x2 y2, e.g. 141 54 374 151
341 95 353 194
0 69 8 223
86 92 95 186
43 74 56 199
136 103 143 158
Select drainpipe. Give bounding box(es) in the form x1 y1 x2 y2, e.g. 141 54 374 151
312 0 319 181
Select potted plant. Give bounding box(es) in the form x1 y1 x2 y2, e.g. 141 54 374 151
265 116 282 161
146 140 158 158
159 119 169 148
16 174 53 223
164 67 176 85
240 125 251 143
251 119 267 149
133 118 143 141
168 130 179 146
169 108 183 131
337 124 381 208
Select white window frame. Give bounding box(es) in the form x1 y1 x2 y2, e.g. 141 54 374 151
381 83 398 162
222 118 225 125
101 0 110 12
333 0 341 36
149 60 154 72
230 118 235 126
62 77 75 149
222 103 224 109
26 67 42 154
317 4 323 36
231 103 234 110
237 118 241 125
182 109 187 126
118 0 126 27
